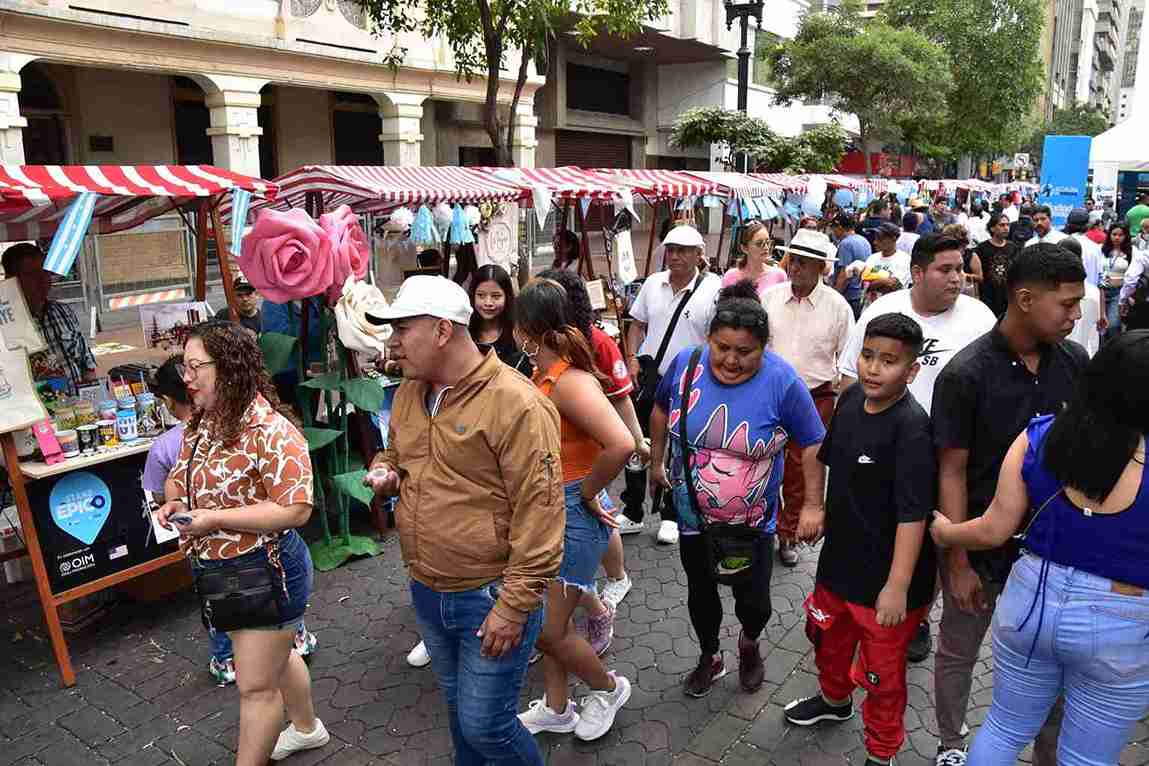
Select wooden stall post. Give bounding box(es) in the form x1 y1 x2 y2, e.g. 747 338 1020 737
2 433 75 686
643 199 662 277
595 200 631 360
715 204 729 272
573 200 597 280
209 202 241 322
193 199 209 301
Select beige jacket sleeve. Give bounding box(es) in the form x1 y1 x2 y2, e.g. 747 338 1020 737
491 397 565 623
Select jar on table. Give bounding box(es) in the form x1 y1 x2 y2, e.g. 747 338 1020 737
73 400 97 427
98 400 118 423
115 399 138 444
135 393 161 438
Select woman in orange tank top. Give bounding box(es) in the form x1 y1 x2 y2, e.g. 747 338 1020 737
513 279 636 742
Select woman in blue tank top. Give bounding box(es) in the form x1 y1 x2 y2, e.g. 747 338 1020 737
931 330 1149 766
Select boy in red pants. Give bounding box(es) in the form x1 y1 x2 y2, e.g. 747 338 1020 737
784 313 938 766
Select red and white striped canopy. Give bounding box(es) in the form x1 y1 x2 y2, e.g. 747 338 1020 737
681 171 783 199
491 166 634 202
0 165 276 240
591 168 721 199
239 165 529 220
752 173 808 193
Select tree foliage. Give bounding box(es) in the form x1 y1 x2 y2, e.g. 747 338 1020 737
882 0 1044 157
360 0 668 166
669 107 848 174
1021 103 1111 168
766 6 952 175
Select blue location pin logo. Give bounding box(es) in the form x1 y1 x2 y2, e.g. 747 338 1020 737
49 471 112 545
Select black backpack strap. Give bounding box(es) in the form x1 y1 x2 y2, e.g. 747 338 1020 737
678 345 707 531
652 272 704 372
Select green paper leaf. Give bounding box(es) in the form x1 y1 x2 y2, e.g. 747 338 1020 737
259 332 298 375
299 371 343 391
309 535 381 572
341 377 388 412
303 427 342 451
332 469 375 507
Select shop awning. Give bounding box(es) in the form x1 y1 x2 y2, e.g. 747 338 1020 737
591 168 722 199
681 171 783 199
751 173 808 193
238 165 529 220
0 165 277 240
490 166 636 202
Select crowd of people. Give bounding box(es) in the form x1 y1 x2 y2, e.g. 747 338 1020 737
150 190 1149 766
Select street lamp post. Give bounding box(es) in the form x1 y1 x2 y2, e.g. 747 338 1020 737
725 0 764 114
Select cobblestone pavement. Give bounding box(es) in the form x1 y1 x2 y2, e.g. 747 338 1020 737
2 512 1147 766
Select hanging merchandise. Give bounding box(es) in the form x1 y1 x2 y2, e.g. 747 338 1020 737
410 204 436 247
613 227 638 286
465 205 481 228
476 203 518 272
756 196 780 220
802 175 827 218
449 204 475 245
433 202 453 242
386 206 414 233
833 187 854 210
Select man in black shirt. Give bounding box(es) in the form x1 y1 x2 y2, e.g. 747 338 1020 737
785 314 936 766
214 275 262 336
930 244 1088 766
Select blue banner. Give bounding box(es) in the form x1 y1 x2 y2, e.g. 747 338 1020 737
1038 135 1091 228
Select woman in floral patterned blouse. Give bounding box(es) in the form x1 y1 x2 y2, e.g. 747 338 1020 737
158 321 328 765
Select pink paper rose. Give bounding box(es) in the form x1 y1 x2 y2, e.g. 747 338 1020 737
238 208 334 303
320 205 370 304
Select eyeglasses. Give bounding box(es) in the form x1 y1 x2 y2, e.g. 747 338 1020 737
747 239 771 249
715 310 768 330
178 360 216 379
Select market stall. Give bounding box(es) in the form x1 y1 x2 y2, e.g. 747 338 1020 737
0 164 277 687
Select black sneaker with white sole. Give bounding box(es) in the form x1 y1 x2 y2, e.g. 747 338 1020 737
935 746 967 766
783 694 854 726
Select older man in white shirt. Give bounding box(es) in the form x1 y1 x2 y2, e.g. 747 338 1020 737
624 224 721 544
762 229 854 566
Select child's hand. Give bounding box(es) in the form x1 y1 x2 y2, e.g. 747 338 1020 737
875 584 907 627
929 510 952 547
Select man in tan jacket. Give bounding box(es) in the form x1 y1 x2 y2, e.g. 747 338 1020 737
365 275 563 766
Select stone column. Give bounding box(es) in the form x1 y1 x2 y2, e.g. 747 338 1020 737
375 92 426 166
195 75 267 177
510 102 538 168
0 54 35 164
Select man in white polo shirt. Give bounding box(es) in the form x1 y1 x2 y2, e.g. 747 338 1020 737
624 224 721 544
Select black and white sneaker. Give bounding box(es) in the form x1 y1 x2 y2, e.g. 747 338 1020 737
783 694 854 726
935 747 967 766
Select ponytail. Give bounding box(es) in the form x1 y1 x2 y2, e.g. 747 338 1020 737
546 326 610 387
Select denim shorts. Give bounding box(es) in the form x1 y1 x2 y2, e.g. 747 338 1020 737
557 481 613 594
192 529 313 632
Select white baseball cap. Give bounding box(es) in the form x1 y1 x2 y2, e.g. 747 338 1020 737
365 275 473 325
661 224 706 249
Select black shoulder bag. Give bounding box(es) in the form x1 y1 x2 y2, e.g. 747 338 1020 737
636 272 704 404
188 436 288 633
678 347 761 587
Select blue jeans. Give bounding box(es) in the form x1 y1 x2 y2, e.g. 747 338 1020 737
410 579 544 766
1104 285 1122 343
969 553 1149 766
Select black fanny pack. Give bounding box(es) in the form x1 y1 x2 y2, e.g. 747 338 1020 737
187 436 286 632
677 346 760 587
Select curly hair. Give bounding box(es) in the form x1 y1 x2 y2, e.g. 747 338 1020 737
186 320 286 445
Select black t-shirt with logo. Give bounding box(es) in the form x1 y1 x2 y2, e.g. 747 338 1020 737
816 385 938 610
975 239 1020 318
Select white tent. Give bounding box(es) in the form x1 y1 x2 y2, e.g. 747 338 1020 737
1089 119 1149 172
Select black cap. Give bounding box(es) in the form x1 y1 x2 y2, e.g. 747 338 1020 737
832 212 856 229
234 275 255 294
875 222 901 239
1066 207 1090 227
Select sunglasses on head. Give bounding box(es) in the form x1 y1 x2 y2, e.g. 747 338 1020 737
715 310 768 330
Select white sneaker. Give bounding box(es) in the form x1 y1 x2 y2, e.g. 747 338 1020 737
617 516 645 536
270 719 330 761
574 673 631 741
657 520 679 545
600 573 633 609
406 640 431 668
518 698 580 734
